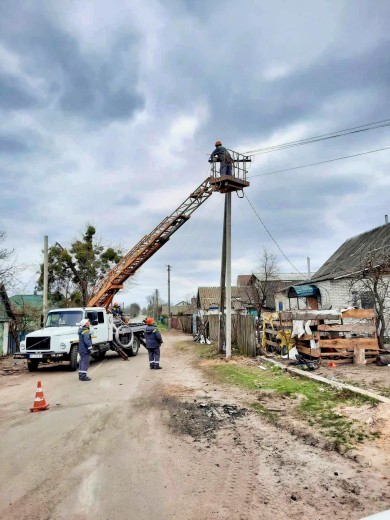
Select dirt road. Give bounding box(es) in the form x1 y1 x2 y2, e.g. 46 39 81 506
1 331 389 520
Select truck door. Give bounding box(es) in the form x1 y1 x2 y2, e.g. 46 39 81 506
86 310 108 345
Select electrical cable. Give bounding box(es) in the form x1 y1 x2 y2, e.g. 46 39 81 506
243 192 305 277
247 146 390 179
244 118 390 155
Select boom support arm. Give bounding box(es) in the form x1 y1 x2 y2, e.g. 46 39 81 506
88 176 215 309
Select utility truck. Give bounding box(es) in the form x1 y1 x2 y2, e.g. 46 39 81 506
15 151 251 372
15 307 145 371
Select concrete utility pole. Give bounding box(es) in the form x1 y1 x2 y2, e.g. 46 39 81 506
167 265 171 330
155 289 159 321
43 235 49 325
225 193 232 359
219 198 227 354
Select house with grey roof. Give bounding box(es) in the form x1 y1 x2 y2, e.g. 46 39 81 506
161 299 196 316
274 223 390 340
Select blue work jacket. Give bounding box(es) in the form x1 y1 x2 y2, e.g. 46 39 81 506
78 326 92 355
144 325 163 349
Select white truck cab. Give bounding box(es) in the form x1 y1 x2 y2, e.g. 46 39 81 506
15 307 146 372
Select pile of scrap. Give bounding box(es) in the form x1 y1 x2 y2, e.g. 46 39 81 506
263 308 379 366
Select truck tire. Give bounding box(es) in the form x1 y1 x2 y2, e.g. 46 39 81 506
126 335 139 357
27 360 39 372
69 345 78 371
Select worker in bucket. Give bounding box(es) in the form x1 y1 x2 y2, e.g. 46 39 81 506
210 140 233 176
78 319 93 381
144 317 163 369
112 301 123 319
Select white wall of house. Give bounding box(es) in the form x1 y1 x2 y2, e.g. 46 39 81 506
0 321 9 355
274 280 353 312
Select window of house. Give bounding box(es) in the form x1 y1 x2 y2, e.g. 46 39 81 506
360 291 375 309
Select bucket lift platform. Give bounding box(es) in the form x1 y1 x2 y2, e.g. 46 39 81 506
209 150 251 194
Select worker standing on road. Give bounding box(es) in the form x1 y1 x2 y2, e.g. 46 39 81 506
144 317 163 369
211 140 233 176
78 318 92 381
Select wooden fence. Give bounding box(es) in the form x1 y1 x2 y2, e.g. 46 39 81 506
170 314 257 357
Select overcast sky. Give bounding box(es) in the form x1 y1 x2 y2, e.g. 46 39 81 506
1 0 389 308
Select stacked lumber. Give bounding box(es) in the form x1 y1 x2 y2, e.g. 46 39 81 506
263 309 378 366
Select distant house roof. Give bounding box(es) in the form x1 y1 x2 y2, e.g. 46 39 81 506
197 286 253 311
312 223 390 282
10 294 43 309
253 272 307 282
0 285 16 320
237 275 252 286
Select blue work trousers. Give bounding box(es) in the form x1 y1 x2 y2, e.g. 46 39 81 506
147 347 160 366
79 352 90 377
220 163 232 176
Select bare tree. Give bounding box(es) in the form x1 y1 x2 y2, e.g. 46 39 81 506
0 231 16 286
243 249 280 316
348 247 390 348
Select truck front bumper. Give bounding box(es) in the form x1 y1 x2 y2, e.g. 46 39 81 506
14 352 67 361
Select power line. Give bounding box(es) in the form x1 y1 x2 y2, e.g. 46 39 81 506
247 145 390 178
244 192 305 277
244 118 390 155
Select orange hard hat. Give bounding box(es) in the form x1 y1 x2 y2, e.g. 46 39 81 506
146 317 154 325
215 140 222 146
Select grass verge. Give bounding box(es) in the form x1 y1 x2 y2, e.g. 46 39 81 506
185 341 380 451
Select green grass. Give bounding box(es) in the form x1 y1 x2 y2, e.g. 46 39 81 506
201 362 379 450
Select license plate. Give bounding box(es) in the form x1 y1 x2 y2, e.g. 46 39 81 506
29 354 43 359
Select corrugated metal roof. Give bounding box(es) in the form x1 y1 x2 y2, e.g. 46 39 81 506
312 223 390 281
10 294 43 309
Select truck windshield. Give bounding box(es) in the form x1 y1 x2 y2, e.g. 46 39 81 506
46 311 83 327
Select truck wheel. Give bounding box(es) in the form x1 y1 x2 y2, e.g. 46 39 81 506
127 336 140 357
27 360 39 372
69 345 78 371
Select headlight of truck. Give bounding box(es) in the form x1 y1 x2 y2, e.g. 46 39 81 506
20 341 26 351
60 342 67 349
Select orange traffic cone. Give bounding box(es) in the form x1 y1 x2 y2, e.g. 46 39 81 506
30 381 49 412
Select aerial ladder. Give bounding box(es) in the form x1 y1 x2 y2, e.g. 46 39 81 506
87 150 251 309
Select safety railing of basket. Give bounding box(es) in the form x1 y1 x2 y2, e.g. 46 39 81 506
209 149 251 181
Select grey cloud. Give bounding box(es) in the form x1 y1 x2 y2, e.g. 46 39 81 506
0 135 31 154
0 9 144 123
0 72 40 110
